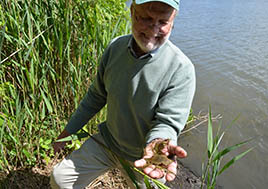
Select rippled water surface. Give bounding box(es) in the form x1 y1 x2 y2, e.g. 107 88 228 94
170 0 268 188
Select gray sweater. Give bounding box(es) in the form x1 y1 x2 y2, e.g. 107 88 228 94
65 35 196 161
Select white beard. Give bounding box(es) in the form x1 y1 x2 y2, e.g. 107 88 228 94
133 31 171 53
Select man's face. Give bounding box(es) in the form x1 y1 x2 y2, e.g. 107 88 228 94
131 2 177 55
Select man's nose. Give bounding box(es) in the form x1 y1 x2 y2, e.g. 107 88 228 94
147 22 162 36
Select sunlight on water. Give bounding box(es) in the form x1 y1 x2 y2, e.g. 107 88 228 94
171 0 268 188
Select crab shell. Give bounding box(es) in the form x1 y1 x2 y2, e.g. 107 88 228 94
154 139 170 154
145 154 173 167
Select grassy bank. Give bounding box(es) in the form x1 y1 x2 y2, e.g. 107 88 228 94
0 0 130 172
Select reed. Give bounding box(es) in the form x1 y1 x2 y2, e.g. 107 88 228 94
201 107 253 189
0 0 130 171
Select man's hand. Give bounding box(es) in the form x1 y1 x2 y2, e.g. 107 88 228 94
53 129 71 155
134 138 187 181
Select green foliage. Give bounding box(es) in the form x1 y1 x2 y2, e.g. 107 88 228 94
201 107 253 188
0 0 130 171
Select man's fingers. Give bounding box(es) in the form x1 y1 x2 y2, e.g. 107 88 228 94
135 161 165 179
144 166 164 179
175 146 187 158
136 139 186 181
167 161 177 174
143 164 155 174
144 145 154 157
168 145 187 158
149 168 164 179
166 172 176 181
134 159 147 168
166 161 177 181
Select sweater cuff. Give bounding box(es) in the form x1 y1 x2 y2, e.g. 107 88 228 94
145 126 178 146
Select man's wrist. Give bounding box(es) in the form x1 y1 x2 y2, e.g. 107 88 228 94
57 129 71 140
146 138 163 145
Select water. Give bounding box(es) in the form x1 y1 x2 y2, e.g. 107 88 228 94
170 0 268 188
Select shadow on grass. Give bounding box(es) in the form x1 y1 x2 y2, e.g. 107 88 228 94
0 168 51 189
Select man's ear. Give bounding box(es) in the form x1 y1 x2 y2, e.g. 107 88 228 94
130 4 134 17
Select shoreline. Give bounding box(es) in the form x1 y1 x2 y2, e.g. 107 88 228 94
87 161 202 188
0 159 202 189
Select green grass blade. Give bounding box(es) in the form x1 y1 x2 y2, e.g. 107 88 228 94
207 106 213 158
144 176 152 189
210 159 220 185
111 16 122 39
56 135 76 142
23 148 31 160
0 116 5 147
213 138 253 162
118 158 139 189
133 167 170 189
55 132 89 142
155 181 171 189
25 103 34 120
0 25 5 61
218 148 253 175
213 132 225 153
40 89 53 113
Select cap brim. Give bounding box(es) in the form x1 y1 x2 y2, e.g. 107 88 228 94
135 0 180 10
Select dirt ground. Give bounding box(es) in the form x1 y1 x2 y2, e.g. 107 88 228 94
0 158 202 189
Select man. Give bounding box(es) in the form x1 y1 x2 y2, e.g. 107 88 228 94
51 0 196 188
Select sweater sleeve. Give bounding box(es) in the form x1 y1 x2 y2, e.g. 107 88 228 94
65 50 108 134
145 61 196 145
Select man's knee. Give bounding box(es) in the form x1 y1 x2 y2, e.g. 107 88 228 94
50 165 62 189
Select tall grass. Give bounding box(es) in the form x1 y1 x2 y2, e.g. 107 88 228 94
0 0 130 171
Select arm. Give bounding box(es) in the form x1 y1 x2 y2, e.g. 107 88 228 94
146 61 196 145
135 61 196 181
